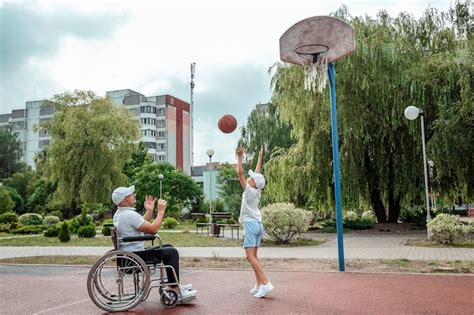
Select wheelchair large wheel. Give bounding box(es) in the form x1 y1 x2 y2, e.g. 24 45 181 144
87 250 150 312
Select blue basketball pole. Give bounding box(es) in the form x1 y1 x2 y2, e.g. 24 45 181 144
328 63 345 272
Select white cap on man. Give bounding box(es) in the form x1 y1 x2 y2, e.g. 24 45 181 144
111 185 135 205
248 170 265 190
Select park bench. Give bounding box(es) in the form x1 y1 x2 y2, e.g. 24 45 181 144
191 212 241 239
191 212 210 236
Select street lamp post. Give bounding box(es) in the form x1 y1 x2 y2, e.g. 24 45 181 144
404 105 431 239
158 174 164 199
206 149 214 223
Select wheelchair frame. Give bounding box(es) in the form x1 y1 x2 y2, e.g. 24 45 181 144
86 224 193 312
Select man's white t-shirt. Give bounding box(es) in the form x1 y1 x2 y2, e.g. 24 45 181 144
113 207 145 252
239 184 262 223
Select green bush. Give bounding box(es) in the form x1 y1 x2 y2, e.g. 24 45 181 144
77 224 96 238
343 210 375 230
67 218 80 234
11 225 45 234
43 215 60 226
44 225 61 237
163 217 179 229
48 210 64 221
102 225 112 236
75 209 93 226
400 208 432 227
428 213 467 244
58 221 71 242
0 212 19 224
261 203 312 244
18 213 44 226
0 223 11 232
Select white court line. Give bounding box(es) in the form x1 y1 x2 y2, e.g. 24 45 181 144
33 298 90 315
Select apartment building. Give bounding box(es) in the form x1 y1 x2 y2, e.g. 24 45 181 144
0 89 191 174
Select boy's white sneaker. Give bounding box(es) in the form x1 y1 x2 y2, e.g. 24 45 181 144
254 282 273 298
250 284 260 294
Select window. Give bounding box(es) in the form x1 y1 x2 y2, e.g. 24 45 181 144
158 143 165 150
157 108 165 116
140 118 156 125
145 142 156 149
13 121 24 129
142 129 156 137
158 131 165 138
158 155 165 161
157 119 165 127
39 139 50 148
39 129 48 136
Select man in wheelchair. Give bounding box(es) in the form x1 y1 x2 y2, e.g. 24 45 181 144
112 185 197 301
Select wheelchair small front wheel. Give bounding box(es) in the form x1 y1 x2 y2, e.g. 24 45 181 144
160 289 178 308
87 250 150 312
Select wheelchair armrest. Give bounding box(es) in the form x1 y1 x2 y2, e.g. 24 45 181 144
154 234 164 247
122 234 156 242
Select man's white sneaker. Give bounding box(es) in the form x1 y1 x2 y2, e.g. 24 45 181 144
254 282 273 298
180 283 193 291
181 289 197 301
250 284 260 294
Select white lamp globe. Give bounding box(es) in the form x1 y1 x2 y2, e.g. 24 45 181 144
206 148 215 158
404 106 420 120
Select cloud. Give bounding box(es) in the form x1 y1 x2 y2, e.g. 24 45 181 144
0 2 128 107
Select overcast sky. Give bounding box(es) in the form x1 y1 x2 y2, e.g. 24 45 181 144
0 0 451 165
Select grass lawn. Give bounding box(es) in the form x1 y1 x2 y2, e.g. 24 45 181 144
0 232 241 247
0 232 323 247
1 256 472 274
406 239 474 248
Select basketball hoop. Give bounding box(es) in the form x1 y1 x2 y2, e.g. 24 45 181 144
294 44 329 92
279 16 356 93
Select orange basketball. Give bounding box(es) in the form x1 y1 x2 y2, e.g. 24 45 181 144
218 114 237 133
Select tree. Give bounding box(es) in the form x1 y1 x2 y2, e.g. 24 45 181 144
2 171 38 213
123 142 154 179
239 103 295 168
0 187 15 214
265 3 472 222
133 162 204 219
25 179 54 213
44 90 140 218
216 163 243 219
0 127 26 178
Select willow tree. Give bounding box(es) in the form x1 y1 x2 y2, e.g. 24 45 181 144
239 102 296 168
44 90 140 218
265 2 472 222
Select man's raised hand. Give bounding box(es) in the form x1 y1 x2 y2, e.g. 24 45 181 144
144 195 156 212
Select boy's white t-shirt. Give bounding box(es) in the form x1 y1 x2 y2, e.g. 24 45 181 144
239 184 262 223
113 207 145 252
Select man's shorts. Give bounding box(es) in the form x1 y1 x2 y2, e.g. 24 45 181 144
243 221 264 248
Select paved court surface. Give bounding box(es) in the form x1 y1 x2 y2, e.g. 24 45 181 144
1 265 473 314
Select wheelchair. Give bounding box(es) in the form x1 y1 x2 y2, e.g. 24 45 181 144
87 224 195 312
